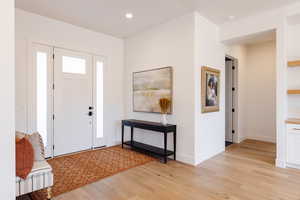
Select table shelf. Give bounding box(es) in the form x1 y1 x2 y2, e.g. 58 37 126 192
124 141 174 156
122 119 176 163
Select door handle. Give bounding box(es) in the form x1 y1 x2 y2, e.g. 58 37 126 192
88 111 93 116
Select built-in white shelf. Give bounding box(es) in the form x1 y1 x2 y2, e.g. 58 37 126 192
286 118 300 125
288 90 300 95
288 60 300 67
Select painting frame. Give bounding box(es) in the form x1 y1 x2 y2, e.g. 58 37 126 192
132 66 173 114
201 66 220 113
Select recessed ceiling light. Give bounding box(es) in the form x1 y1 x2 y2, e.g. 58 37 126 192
125 13 133 19
229 16 235 20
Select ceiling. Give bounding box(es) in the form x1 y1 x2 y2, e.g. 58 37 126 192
15 0 300 38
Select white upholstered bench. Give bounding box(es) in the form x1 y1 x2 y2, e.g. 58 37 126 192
16 160 53 199
16 131 54 199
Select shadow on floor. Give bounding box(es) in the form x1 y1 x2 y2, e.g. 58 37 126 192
225 141 233 147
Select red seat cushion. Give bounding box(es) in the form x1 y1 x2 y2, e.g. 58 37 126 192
16 137 34 179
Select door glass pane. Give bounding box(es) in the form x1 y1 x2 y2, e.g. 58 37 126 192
62 56 86 74
37 52 48 145
96 61 103 138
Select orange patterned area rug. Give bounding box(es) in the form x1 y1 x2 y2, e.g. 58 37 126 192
31 146 154 200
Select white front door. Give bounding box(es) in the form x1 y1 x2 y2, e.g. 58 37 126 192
53 48 93 156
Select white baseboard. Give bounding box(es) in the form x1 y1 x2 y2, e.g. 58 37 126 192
276 159 286 168
237 136 246 143
245 135 276 143
176 153 195 166
286 162 300 170
112 141 122 146
195 148 225 166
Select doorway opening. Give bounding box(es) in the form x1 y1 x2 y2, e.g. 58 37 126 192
224 30 277 163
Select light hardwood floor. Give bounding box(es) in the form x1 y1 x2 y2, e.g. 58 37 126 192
54 140 300 200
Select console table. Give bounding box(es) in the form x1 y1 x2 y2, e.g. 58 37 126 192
121 119 176 163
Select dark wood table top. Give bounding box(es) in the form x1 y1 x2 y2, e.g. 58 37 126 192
122 119 176 127
122 119 177 133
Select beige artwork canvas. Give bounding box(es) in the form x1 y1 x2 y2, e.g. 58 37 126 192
133 67 173 113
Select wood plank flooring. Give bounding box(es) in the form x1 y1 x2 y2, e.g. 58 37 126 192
54 140 300 200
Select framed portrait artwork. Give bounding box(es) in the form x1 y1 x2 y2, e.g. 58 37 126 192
133 67 173 113
201 66 220 113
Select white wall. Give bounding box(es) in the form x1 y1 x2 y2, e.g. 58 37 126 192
124 13 196 165
124 12 226 165
245 41 277 142
0 0 15 198
194 13 226 164
15 9 124 147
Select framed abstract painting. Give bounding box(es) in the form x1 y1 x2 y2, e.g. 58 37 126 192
133 67 173 114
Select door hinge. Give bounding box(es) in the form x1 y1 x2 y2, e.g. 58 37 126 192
53 54 55 59
52 84 55 90
232 130 235 134
232 66 235 70
232 108 235 112
53 114 55 120
232 87 235 91
53 145 55 150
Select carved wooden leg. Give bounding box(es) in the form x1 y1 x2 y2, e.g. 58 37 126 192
47 187 52 200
